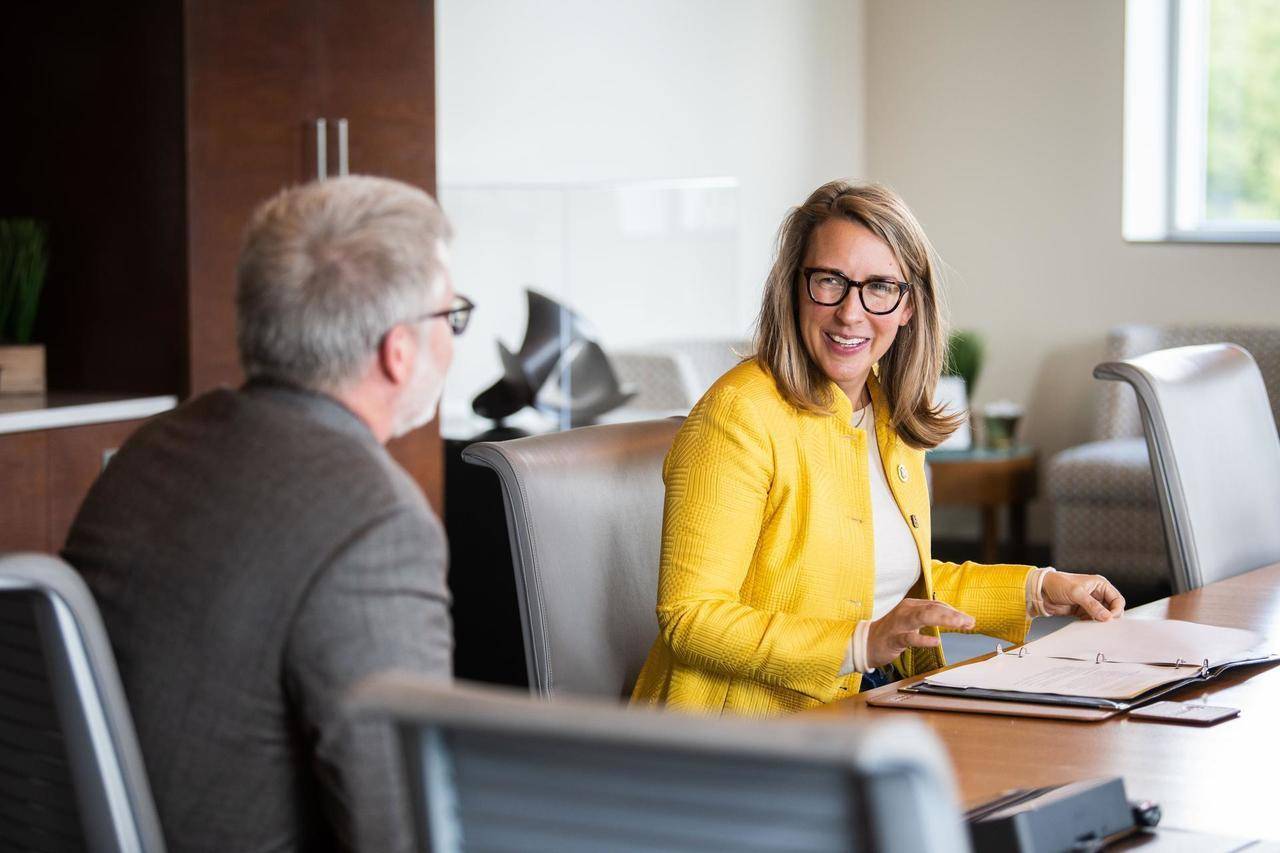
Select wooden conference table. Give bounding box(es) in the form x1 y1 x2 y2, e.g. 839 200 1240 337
811 562 1280 842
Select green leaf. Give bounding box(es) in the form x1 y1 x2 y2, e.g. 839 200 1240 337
944 330 984 394
0 218 49 344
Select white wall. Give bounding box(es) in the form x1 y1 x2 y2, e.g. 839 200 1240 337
865 0 1280 542
436 0 865 417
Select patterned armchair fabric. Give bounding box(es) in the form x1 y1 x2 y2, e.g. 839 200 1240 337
1049 325 1280 603
1093 325 1280 440
612 339 750 412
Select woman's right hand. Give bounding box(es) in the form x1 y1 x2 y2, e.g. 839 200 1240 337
866 598 975 670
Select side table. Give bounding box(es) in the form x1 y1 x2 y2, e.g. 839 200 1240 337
926 446 1038 564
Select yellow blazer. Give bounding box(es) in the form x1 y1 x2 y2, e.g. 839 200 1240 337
630 360 1034 716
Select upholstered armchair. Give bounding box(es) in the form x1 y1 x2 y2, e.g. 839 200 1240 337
612 338 750 412
1048 325 1280 604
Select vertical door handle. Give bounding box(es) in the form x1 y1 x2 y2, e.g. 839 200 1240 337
337 118 349 176
316 118 328 180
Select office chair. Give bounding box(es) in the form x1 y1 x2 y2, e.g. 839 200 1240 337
351 674 971 853
0 552 165 853
1094 343 1280 592
462 418 681 699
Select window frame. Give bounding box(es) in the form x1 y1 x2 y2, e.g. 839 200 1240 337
1124 0 1280 243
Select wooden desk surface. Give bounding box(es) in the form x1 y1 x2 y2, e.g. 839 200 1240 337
809 563 1280 840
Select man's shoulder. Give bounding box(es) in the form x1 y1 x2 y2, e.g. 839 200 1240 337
67 386 444 640
106 386 436 547
189 387 410 490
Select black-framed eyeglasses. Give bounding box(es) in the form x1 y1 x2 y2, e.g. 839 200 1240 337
406 294 475 336
802 267 910 315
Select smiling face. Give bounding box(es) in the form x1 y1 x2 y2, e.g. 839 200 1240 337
797 217 913 407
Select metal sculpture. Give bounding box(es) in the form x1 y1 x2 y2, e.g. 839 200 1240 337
472 289 635 427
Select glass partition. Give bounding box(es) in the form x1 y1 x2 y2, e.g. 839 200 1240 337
439 178 741 434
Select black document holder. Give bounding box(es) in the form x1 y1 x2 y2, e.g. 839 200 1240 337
966 777 1136 852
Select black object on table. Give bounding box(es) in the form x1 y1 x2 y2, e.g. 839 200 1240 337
965 777 1147 852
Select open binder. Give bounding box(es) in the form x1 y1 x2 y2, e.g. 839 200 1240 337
896 618 1277 712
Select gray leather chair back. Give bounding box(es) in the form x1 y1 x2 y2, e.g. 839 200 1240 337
1095 324 1280 441
0 553 165 852
352 675 972 853
1095 344 1280 592
462 418 681 699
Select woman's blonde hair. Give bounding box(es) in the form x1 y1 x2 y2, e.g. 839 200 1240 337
752 180 960 449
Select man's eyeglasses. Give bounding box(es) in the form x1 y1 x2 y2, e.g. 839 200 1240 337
802 267 910 315
407 295 475 336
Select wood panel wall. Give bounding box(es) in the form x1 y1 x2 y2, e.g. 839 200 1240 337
2 1 443 515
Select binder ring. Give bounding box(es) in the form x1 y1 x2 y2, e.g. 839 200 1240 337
1175 658 1186 668
1095 652 1107 664
1017 646 1028 658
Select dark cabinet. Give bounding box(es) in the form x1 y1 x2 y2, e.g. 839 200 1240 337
0 419 148 553
184 0 324 394
0 432 49 552
1 1 442 514
184 0 437 396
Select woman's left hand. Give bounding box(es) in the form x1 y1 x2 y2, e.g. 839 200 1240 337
1040 572 1126 621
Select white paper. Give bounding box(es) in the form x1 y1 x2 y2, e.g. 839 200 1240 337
1019 618 1267 667
922 653 1199 700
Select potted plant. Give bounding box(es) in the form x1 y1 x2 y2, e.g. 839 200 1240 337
0 218 49 394
944 329 984 394
935 330 985 450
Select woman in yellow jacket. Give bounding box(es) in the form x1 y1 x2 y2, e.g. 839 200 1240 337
631 181 1125 717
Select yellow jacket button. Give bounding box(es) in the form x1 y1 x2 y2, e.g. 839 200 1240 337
897 464 908 482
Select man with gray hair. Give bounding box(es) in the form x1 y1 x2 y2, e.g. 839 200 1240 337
64 176 470 852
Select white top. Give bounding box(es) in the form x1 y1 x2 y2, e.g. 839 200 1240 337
860 402 923 619
840 402 920 677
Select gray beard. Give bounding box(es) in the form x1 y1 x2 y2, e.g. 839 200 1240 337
390 310 451 439
390 369 444 439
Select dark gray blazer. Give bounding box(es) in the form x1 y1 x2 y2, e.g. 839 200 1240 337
63 380 452 853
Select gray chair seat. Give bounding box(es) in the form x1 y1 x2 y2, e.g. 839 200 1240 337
1050 325 1280 602
1095 344 1280 592
0 553 165 852
462 419 682 699
351 675 972 853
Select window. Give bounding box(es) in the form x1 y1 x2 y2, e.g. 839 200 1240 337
1124 0 1280 242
